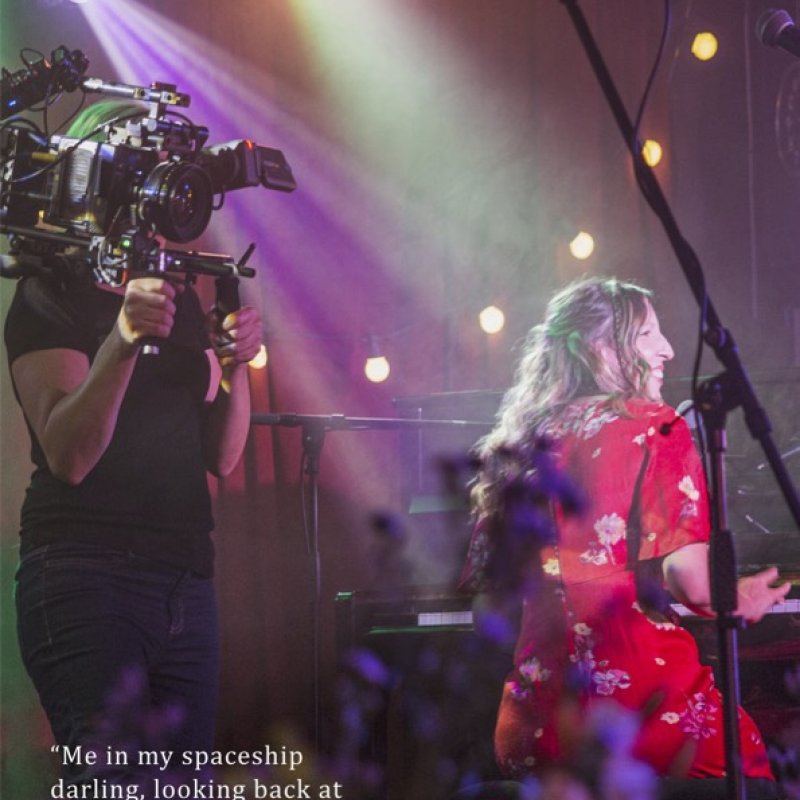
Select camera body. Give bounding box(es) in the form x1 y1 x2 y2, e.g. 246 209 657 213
1 54 295 281
2 111 295 244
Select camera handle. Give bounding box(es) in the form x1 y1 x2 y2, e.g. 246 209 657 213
139 243 252 355
140 248 168 356
214 274 240 315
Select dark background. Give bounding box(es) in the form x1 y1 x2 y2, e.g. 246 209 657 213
2 1 799 797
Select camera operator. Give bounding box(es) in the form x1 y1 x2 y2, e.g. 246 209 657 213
4 101 262 787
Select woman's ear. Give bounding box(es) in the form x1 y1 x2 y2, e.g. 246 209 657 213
589 338 624 392
591 339 618 371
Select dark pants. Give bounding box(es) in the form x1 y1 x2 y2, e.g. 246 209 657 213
16 542 219 785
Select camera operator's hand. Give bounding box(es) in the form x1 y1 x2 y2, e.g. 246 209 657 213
201 305 261 477
116 277 179 347
206 306 262 369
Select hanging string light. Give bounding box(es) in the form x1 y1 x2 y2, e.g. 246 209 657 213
691 32 719 61
249 344 268 369
479 305 506 334
641 138 663 167
363 334 390 383
569 230 595 260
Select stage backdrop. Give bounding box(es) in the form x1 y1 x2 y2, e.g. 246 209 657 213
2 1 799 797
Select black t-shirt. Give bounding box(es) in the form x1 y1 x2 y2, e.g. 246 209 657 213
4 276 216 576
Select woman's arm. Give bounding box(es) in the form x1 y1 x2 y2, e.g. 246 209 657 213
201 305 262 477
662 541 792 623
11 277 177 485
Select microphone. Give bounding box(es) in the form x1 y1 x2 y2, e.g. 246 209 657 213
1 46 88 119
658 399 697 436
756 8 800 58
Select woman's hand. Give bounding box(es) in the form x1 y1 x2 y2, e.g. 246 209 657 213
206 306 262 369
116 277 179 347
663 543 792 623
200 305 261 477
736 567 792 624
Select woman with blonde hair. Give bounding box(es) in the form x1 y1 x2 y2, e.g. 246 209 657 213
462 276 790 796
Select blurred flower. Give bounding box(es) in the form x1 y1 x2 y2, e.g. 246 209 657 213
344 647 392 687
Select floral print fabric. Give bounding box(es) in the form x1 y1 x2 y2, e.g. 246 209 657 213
486 398 773 780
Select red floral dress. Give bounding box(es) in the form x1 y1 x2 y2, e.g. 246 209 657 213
465 398 774 780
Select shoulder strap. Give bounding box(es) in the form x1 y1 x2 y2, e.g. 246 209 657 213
625 447 651 571
626 446 674 616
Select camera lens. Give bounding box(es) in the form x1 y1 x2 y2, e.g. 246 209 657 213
139 161 213 242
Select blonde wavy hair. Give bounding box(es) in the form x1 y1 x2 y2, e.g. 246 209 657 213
472 276 654 519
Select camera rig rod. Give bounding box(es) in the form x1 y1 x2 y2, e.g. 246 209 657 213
151 249 255 279
81 77 190 108
1 224 255 282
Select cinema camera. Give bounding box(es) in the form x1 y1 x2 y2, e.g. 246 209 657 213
0 45 296 284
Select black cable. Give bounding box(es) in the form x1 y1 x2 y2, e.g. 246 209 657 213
3 110 147 189
627 1 711 471
0 115 41 133
20 48 45 69
54 89 88 135
0 115 43 167
631 0 672 210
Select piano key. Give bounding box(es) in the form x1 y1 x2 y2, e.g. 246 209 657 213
417 611 474 627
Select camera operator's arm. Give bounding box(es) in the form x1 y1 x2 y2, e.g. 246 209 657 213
11 278 177 485
201 306 261 477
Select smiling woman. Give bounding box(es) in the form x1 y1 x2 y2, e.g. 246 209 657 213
461 276 791 794
630 299 674 401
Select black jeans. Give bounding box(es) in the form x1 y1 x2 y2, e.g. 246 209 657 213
16 542 219 785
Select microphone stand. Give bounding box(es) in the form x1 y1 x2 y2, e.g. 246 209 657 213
559 3 800 798
250 412 491 754
697 376 744 795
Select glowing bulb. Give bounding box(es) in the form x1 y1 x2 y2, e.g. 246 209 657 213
248 344 268 369
364 356 390 383
569 231 595 260
641 139 663 167
691 32 718 61
479 305 506 335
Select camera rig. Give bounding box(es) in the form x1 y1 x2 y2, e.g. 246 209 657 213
1 45 296 285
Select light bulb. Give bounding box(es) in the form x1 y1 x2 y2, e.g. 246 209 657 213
479 305 506 334
249 344 268 369
569 231 595 260
691 32 718 61
641 139 663 167
364 355 390 383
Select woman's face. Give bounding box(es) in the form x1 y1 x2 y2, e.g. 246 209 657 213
635 301 674 400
